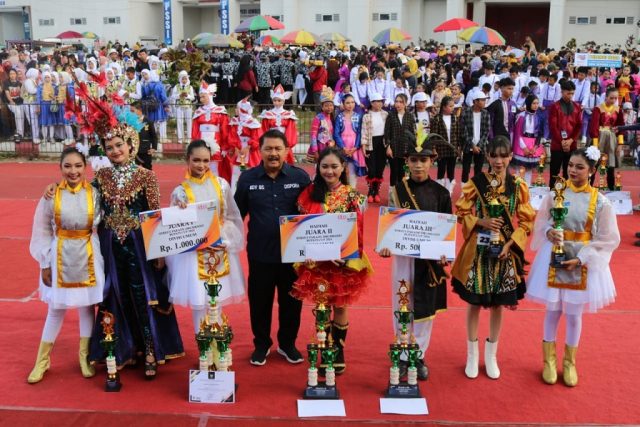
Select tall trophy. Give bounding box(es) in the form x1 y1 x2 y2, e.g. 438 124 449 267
386 280 421 398
598 154 609 192
195 318 214 372
486 173 505 258
549 177 569 268
534 154 546 187
615 171 622 191
304 281 339 399
100 310 122 392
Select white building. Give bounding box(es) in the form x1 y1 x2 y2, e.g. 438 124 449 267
1 0 639 50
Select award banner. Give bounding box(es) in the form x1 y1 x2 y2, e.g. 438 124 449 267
139 200 222 260
376 207 457 260
280 213 359 263
189 370 235 403
529 187 551 211
574 53 622 68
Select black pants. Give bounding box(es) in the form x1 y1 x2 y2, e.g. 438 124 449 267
366 136 386 180
257 87 271 108
247 261 302 351
590 166 616 190
549 150 571 188
461 151 485 182
389 156 406 187
135 152 153 170
437 156 456 180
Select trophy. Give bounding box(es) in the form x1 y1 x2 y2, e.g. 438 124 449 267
518 166 526 180
100 310 121 392
486 173 505 258
386 280 421 398
549 177 569 268
615 172 622 191
534 154 546 187
304 281 339 399
195 318 214 371
598 154 608 192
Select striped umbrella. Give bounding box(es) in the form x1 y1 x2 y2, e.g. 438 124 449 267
256 35 282 47
235 15 285 32
193 32 214 43
320 32 350 43
195 33 243 48
373 28 412 45
458 26 506 46
280 30 321 46
433 18 478 32
82 31 99 39
56 31 84 39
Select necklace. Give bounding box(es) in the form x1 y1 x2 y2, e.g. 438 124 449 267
112 161 137 190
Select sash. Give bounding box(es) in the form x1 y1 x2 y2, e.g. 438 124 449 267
473 173 526 274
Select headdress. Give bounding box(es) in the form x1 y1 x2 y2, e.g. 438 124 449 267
270 84 292 100
199 81 217 95
585 146 601 162
319 86 334 104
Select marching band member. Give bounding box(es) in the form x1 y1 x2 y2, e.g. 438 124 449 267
171 71 195 144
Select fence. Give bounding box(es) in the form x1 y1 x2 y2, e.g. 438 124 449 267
0 103 317 159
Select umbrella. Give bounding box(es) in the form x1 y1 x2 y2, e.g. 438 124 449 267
235 15 284 33
82 31 99 39
256 35 282 47
373 28 412 45
505 46 525 59
281 30 321 46
320 32 350 43
56 31 84 39
433 18 478 32
458 26 506 46
192 32 213 42
195 33 243 48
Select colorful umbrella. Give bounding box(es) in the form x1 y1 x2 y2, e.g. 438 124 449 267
373 28 412 45
458 26 506 46
433 18 478 32
235 15 284 33
82 31 99 39
195 33 243 48
256 35 282 47
320 32 350 43
280 30 321 46
56 31 84 39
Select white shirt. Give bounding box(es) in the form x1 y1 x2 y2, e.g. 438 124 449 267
541 82 561 102
442 114 452 142
572 78 589 103
581 93 602 114
472 111 482 144
370 111 385 136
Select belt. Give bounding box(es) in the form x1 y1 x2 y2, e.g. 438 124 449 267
523 132 536 138
563 230 591 242
599 126 612 131
57 229 92 239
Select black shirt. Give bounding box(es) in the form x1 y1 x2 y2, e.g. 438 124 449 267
234 162 311 263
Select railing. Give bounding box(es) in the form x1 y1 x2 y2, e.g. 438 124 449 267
0 103 318 159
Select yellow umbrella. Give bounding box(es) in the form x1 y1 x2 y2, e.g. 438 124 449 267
281 30 321 46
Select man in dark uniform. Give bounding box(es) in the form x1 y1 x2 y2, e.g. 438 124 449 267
234 129 311 366
379 133 452 381
131 102 158 170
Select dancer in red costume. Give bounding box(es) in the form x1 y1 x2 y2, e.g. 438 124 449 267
259 84 298 164
191 82 231 182
227 97 262 192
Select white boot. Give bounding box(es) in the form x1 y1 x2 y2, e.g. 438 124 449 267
484 339 500 379
448 179 456 195
465 340 479 379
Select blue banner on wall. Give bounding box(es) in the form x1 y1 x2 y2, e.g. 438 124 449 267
220 0 229 35
163 0 172 45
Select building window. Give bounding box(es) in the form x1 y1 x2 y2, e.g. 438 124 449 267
606 17 627 24
103 17 121 25
70 18 87 25
570 16 596 25
316 14 339 22
240 8 260 19
626 17 635 25
39 19 54 26
373 13 397 21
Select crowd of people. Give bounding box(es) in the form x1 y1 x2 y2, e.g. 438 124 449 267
10 37 635 391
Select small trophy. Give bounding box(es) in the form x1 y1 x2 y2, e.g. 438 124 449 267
486 173 505 258
615 172 622 191
534 154 546 187
195 319 214 371
239 153 247 171
549 177 569 268
100 310 122 392
304 281 339 399
386 280 421 398
598 154 609 192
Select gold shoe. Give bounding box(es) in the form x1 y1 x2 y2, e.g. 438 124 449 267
79 337 95 378
27 341 54 384
542 341 557 385
563 344 578 387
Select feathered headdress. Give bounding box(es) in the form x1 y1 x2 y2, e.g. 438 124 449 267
319 86 334 104
66 72 144 157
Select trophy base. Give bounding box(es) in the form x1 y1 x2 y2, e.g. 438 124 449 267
386 382 421 398
304 382 340 399
550 253 567 269
487 243 503 258
105 377 122 392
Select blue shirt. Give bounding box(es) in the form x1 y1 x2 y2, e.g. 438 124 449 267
234 162 311 263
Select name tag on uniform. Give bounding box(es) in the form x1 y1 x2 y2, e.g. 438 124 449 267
477 230 491 246
561 130 568 139
510 105 516 114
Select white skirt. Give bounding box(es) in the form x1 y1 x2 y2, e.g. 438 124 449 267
165 250 245 310
39 234 105 309
526 241 616 314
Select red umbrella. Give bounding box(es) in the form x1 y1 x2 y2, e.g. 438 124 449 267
433 18 478 32
56 30 84 39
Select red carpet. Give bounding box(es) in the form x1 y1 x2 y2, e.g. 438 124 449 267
1 161 639 426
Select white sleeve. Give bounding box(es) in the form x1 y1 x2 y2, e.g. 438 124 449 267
219 180 245 253
576 198 620 267
29 197 54 269
530 194 554 251
352 84 361 106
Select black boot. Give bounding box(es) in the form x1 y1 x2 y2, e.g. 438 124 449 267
331 321 348 375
